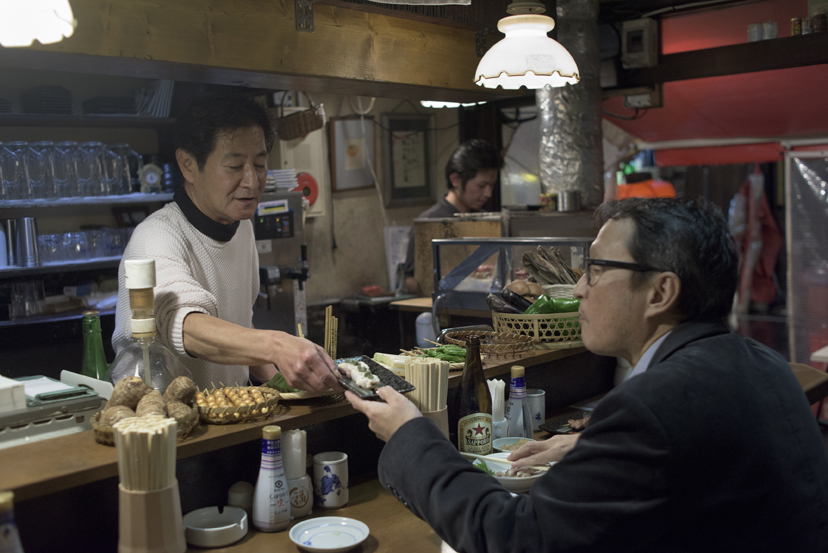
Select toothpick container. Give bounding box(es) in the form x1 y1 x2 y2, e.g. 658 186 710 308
421 408 449 440
118 480 186 553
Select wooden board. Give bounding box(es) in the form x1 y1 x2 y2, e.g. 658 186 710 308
0 0 516 103
413 218 502 297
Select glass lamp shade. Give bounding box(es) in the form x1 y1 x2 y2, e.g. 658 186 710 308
475 14 579 90
0 0 76 48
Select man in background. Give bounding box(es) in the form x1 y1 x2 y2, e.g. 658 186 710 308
402 139 502 294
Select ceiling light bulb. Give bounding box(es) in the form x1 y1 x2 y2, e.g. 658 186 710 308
0 0 77 48
474 14 579 90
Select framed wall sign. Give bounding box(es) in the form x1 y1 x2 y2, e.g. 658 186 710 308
329 116 376 192
381 113 436 208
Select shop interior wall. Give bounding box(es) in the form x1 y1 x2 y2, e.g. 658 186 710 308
277 93 459 304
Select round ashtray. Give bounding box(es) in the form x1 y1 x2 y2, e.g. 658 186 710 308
183 506 248 548
492 437 536 453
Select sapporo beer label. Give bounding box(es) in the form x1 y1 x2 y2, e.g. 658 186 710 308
458 412 493 454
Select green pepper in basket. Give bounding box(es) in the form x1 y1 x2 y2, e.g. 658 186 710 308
524 295 581 315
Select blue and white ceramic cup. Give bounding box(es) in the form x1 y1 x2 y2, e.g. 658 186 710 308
526 389 546 432
313 452 348 509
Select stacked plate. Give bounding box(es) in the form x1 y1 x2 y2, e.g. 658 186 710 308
0 98 11 113
135 80 174 118
83 96 137 115
266 169 298 192
21 86 71 114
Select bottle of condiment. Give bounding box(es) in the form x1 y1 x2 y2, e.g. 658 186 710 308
106 259 190 392
504 365 534 438
252 425 291 532
0 491 25 553
81 310 108 380
455 336 493 455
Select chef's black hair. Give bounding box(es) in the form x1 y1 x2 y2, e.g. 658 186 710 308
176 93 275 171
445 139 502 191
595 198 738 323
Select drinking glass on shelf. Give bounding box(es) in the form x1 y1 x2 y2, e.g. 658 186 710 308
62 231 90 261
38 234 62 263
109 144 143 195
11 280 45 319
85 229 106 258
54 141 80 198
78 142 109 196
28 141 55 199
1 141 31 200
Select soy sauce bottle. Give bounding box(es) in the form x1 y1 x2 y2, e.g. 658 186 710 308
455 336 493 455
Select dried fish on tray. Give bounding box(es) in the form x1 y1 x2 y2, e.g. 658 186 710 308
335 355 416 401
522 246 580 285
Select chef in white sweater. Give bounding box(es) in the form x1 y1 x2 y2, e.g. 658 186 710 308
113 93 340 392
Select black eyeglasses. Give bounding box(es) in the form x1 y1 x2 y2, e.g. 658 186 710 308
583 257 665 286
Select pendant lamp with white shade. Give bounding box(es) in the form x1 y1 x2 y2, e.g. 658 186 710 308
475 2 579 90
0 0 77 48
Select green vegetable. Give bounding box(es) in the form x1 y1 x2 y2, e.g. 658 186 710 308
524 295 581 315
266 372 299 393
418 345 466 363
473 459 495 476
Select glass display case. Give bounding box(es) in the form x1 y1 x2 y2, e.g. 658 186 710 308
431 237 593 313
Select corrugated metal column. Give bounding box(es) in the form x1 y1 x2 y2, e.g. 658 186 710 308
538 0 603 208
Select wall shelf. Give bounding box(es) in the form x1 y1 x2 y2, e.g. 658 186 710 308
0 114 175 129
0 257 121 278
0 306 116 328
0 193 173 209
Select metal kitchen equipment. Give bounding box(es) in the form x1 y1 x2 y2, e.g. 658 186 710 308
252 191 308 335
430 237 593 333
0 375 105 450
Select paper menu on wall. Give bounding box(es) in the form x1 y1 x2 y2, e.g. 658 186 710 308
384 225 411 292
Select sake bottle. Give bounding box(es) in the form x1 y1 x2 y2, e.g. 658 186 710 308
0 491 25 553
504 365 533 438
81 310 108 380
252 425 291 532
456 336 493 455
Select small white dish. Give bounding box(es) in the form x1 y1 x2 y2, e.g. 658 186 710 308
492 437 536 453
289 516 369 553
465 454 550 494
183 505 248 548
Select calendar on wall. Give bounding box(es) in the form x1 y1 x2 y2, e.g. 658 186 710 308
381 113 435 208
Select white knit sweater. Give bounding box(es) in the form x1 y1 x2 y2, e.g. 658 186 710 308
112 202 259 389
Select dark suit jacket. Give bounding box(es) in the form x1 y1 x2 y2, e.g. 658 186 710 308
378 322 828 553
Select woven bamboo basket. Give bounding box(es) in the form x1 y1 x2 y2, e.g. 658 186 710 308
90 404 199 446
491 311 581 343
274 92 325 141
196 386 280 425
440 330 534 356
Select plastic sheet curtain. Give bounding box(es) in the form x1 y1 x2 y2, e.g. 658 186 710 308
785 152 828 417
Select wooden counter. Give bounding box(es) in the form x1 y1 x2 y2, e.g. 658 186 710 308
0 346 589 503
186 479 442 553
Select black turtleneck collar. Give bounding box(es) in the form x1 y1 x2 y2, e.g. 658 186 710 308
174 187 240 242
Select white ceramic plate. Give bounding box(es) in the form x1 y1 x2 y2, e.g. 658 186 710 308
289 516 370 553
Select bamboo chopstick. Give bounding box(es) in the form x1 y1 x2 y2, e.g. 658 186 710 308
298 323 304 339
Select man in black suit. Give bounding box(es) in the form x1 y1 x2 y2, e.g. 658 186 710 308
347 198 828 553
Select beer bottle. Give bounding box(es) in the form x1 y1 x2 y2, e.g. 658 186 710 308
0 491 25 553
81 310 109 380
456 336 493 455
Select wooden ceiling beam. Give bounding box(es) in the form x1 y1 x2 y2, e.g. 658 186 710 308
0 0 515 103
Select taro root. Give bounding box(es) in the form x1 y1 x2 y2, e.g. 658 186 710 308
99 405 136 426
136 390 168 417
166 400 192 421
163 376 197 405
109 376 152 410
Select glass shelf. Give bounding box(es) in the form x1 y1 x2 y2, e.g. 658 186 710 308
0 193 173 209
0 306 116 328
0 257 121 278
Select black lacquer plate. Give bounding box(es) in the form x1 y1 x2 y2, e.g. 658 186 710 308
538 409 591 435
335 355 415 401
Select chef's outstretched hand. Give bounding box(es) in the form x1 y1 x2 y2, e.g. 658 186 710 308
272 333 342 393
346 386 422 442
508 434 580 467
